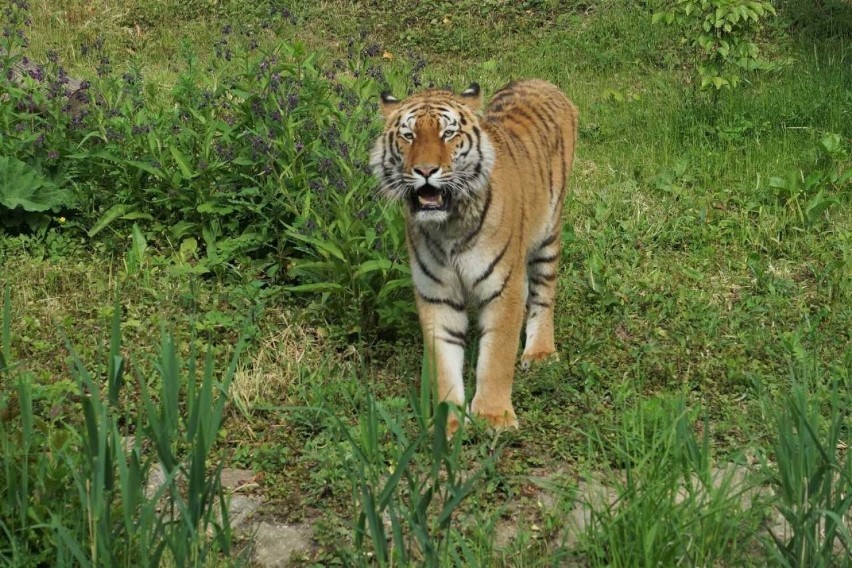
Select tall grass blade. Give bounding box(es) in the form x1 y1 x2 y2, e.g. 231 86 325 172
1 286 9 372
768 379 852 567
108 295 124 406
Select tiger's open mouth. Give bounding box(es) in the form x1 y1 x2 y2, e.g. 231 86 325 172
412 185 450 212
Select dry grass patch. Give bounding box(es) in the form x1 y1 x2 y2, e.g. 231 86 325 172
231 310 322 415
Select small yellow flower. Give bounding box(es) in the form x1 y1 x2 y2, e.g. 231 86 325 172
58 217 66 224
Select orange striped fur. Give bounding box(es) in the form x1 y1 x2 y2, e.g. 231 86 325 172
371 80 578 431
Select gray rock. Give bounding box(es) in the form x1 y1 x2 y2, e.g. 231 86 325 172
227 495 262 531
252 522 312 568
220 468 257 491
145 463 168 500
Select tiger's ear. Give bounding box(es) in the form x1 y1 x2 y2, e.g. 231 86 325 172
458 83 482 111
379 91 402 118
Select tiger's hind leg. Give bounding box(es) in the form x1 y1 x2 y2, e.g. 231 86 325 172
521 233 560 369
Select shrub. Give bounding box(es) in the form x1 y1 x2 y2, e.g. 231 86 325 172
0 1 414 336
652 0 778 90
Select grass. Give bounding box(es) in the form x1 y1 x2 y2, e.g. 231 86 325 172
1 0 851 565
0 290 238 566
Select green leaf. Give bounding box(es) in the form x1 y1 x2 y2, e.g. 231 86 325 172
805 190 839 224
284 282 344 293
377 278 413 299
130 223 148 263
353 259 393 278
197 202 236 215
170 146 196 179
171 220 199 239
125 159 166 179
180 238 198 259
711 76 729 89
121 211 154 221
768 176 788 190
0 156 65 212
286 231 346 261
88 204 130 237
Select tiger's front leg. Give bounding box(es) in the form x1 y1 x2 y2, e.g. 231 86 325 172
415 296 469 431
470 274 525 430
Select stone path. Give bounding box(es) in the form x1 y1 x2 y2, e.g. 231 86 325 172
217 468 312 567
148 464 843 565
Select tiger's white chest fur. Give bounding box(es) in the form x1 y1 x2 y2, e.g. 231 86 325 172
408 216 515 312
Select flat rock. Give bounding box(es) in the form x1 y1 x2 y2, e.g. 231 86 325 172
252 522 312 568
563 476 619 547
145 463 168 499
228 495 262 531
221 467 256 491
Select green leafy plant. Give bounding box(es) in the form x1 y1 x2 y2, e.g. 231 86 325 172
768 133 851 229
338 354 498 566
653 0 778 90
766 380 852 567
1 2 415 335
0 156 66 229
580 396 760 566
0 292 240 567
283 188 412 337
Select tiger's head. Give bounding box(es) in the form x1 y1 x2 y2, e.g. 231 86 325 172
370 83 495 224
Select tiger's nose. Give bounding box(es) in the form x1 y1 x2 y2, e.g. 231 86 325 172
413 165 440 179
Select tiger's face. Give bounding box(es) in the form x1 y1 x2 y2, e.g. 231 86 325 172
371 84 495 224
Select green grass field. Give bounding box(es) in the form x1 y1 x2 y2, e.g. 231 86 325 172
1 0 850 565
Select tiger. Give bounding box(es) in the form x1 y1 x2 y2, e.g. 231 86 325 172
370 79 578 431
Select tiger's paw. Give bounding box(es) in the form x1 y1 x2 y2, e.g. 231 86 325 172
520 350 559 371
470 398 519 431
475 410 519 431
445 414 462 437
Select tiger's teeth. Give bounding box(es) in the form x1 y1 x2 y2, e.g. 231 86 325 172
418 193 444 207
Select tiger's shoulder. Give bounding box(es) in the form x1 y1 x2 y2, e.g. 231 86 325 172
483 80 578 145
486 79 577 116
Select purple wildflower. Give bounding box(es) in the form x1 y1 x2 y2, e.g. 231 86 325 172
28 65 43 81
363 44 380 58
